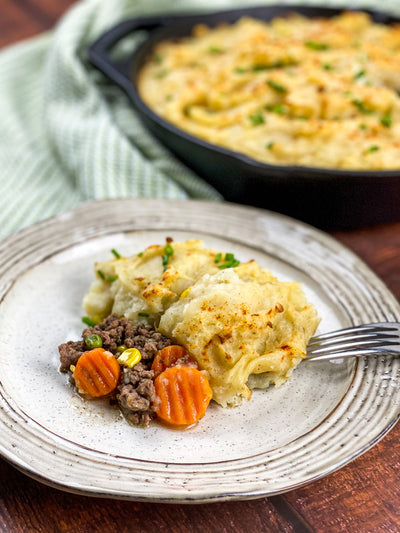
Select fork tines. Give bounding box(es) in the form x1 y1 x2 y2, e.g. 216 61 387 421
305 322 400 361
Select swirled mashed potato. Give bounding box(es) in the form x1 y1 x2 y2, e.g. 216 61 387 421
83 240 320 406
137 11 400 170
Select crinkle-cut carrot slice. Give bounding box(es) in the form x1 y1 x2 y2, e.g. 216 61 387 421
154 366 212 426
73 348 120 398
151 345 196 377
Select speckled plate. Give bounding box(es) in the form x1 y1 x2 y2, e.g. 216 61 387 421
0 199 399 502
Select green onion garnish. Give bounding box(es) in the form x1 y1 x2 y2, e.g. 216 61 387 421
162 243 174 271
111 249 121 259
305 41 329 51
97 270 117 282
380 114 392 128
217 253 240 269
249 111 265 126
352 99 373 115
82 316 97 327
366 145 380 153
138 312 150 317
354 69 366 80
267 79 286 93
214 253 222 263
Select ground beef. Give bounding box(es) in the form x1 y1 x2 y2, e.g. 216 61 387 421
58 314 172 371
59 340 86 372
58 313 173 426
117 363 157 427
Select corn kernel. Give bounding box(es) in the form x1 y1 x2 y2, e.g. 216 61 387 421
180 287 191 299
117 348 141 368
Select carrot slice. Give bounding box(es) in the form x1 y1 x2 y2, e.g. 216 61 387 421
154 366 212 426
73 348 120 398
151 345 196 377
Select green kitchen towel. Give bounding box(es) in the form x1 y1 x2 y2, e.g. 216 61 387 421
0 0 399 240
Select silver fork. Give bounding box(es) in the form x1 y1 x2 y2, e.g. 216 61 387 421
305 322 400 362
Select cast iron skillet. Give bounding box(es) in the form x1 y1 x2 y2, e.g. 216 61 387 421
88 5 400 230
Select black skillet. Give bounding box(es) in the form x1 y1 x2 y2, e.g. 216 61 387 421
88 5 400 230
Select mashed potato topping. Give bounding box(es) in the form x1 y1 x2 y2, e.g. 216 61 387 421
83 240 320 406
137 11 400 170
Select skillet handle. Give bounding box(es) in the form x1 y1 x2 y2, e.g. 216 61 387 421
88 14 178 91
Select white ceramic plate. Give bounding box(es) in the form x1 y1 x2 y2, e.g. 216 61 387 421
0 199 399 502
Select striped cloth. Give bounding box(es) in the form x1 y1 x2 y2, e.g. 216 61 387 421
0 0 399 240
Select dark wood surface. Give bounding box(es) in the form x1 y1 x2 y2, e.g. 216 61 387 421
1 2 400 532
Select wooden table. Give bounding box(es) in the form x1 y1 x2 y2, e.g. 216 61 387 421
1 2 399 531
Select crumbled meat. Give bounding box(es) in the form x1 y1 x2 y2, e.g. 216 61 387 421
58 313 173 426
117 363 157 427
82 314 172 360
58 313 172 372
59 340 85 372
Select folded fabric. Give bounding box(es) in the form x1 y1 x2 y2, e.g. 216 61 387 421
0 0 398 240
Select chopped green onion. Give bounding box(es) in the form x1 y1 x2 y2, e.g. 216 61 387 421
217 253 240 269
305 41 329 51
380 114 392 128
249 111 265 126
97 270 117 282
82 316 97 327
354 69 366 80
267 79 286 93
138 312 150 317
208 45 224 54
352 99 373 115
85 334 103 349
152 53 163 64
234 67 249 74
366 145 380 153
266 103 286 115
111 248 121 259
214 253 222 263
162 243 174 271
266 142 275 150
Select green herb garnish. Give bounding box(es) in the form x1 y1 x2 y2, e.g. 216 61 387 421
366 145 380 153
217 253 240 269
266 141 275 150
97 270 117 282
352 99 374 115
162 243 174 271
111 248 121 259
380 114 392 128
214 252 222 263
267 79 286 93
208 45 224 54
354 69 366 80
305 41 329 51
82 316 97 327
152 53 163 64
249 111 265 125
138 312 150 317
265 103 286 115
